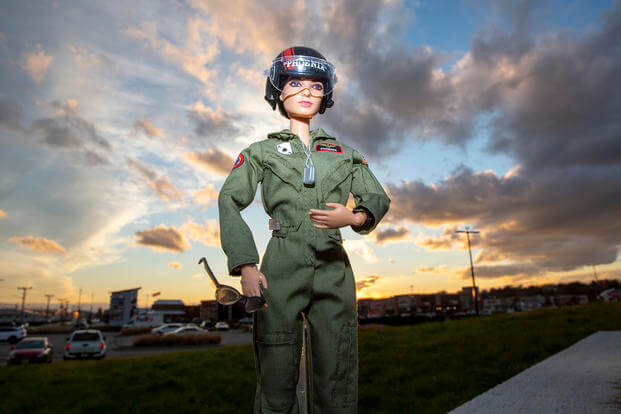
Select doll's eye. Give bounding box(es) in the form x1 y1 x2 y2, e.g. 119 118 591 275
311 83 324 91
289 80 302 87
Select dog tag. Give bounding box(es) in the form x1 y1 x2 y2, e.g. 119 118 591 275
303 164 315 186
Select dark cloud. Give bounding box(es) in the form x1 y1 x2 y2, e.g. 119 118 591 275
356 275 380 291
28 100 110 164
388 164 621 275
485 4 621 170
134 225 190 253
374 225 410 245
0 98 25 131
187 105 245 141
385 2 621 279
459 263 544 280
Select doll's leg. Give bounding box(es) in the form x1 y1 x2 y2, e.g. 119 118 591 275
253 236 313 414
306 244 358 413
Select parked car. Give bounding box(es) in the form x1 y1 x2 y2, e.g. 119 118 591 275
163 325 205 336
150 323 184 335
215 321 230 331
0 325 27 344
239 317 253 326
64 330 106 360
200 320 215 331
7 337 53 365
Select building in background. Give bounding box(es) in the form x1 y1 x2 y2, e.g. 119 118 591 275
109 288 140 327
150 299 186 323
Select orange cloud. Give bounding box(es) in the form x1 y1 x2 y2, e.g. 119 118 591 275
194 184 218 210
134 225 190 253
182 219 220 248
19 44 53 83
183 147 234 175
0 209 6 219
168 261 182 269
9 236 67 254
133 118 163 138
123 20 218 90
150 178 182 202
127 159 183 202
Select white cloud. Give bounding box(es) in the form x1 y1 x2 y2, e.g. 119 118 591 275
344 239 378 263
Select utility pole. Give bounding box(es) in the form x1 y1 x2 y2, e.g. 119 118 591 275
58 298 66 322
89 293 93 322
456 226 480 316
44 294 54 319
17 286 32 324
77 288 82 317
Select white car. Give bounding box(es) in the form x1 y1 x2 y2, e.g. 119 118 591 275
151 323 184 335
0 325 27 344
64 329 107 360
163 325 205 336
215 321 230 331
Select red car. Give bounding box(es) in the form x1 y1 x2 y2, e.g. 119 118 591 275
7 337 53 365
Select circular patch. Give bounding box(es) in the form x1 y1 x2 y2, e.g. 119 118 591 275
233 153 244 169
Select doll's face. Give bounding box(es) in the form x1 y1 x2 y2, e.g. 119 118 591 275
279 77 324 119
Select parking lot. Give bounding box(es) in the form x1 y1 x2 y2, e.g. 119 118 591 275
0 329 252 364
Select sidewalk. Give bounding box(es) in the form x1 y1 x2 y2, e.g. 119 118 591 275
449 331 621 414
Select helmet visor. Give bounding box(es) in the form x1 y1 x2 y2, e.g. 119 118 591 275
265 55 337 94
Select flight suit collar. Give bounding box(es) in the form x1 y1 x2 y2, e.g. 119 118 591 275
267 128 336 142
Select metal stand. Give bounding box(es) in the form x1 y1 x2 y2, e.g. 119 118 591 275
297 314 310 413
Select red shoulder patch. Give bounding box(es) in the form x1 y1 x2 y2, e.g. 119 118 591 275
233 153 244 169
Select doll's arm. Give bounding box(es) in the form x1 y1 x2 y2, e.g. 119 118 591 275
308 202 366 229
218 143 264 275
349 150 391 234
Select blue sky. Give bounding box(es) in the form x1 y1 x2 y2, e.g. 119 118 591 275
1 0 620 309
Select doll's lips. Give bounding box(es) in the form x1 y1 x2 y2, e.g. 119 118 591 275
298 101 312 107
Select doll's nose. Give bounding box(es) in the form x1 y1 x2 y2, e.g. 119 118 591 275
301 87 311 96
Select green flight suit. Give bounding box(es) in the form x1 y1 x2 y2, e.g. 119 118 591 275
218 128 390 413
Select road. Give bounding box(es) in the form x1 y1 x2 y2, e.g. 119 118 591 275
0 329 253 363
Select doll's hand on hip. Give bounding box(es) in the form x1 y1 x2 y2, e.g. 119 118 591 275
240 264 268 297
309 203 365 229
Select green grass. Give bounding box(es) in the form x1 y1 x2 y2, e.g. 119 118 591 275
2 302 620 414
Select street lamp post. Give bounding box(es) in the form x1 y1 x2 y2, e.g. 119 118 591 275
456 226 480 316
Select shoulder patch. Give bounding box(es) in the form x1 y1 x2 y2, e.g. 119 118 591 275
232 153 244 169
315 142 343 153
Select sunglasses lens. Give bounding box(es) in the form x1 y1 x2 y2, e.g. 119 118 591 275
216 287 241 305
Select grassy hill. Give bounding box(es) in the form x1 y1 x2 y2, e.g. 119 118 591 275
2 302 620 413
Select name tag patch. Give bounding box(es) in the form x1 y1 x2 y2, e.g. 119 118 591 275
315 142 343 153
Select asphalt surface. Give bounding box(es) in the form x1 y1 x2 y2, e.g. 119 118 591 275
449 331 621 414
0 329 253 364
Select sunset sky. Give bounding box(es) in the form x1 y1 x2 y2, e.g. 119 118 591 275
1 0 620 309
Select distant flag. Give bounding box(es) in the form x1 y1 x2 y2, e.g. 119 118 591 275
152 292 161 297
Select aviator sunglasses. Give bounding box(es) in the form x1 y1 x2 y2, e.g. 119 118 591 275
199 257 267 313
